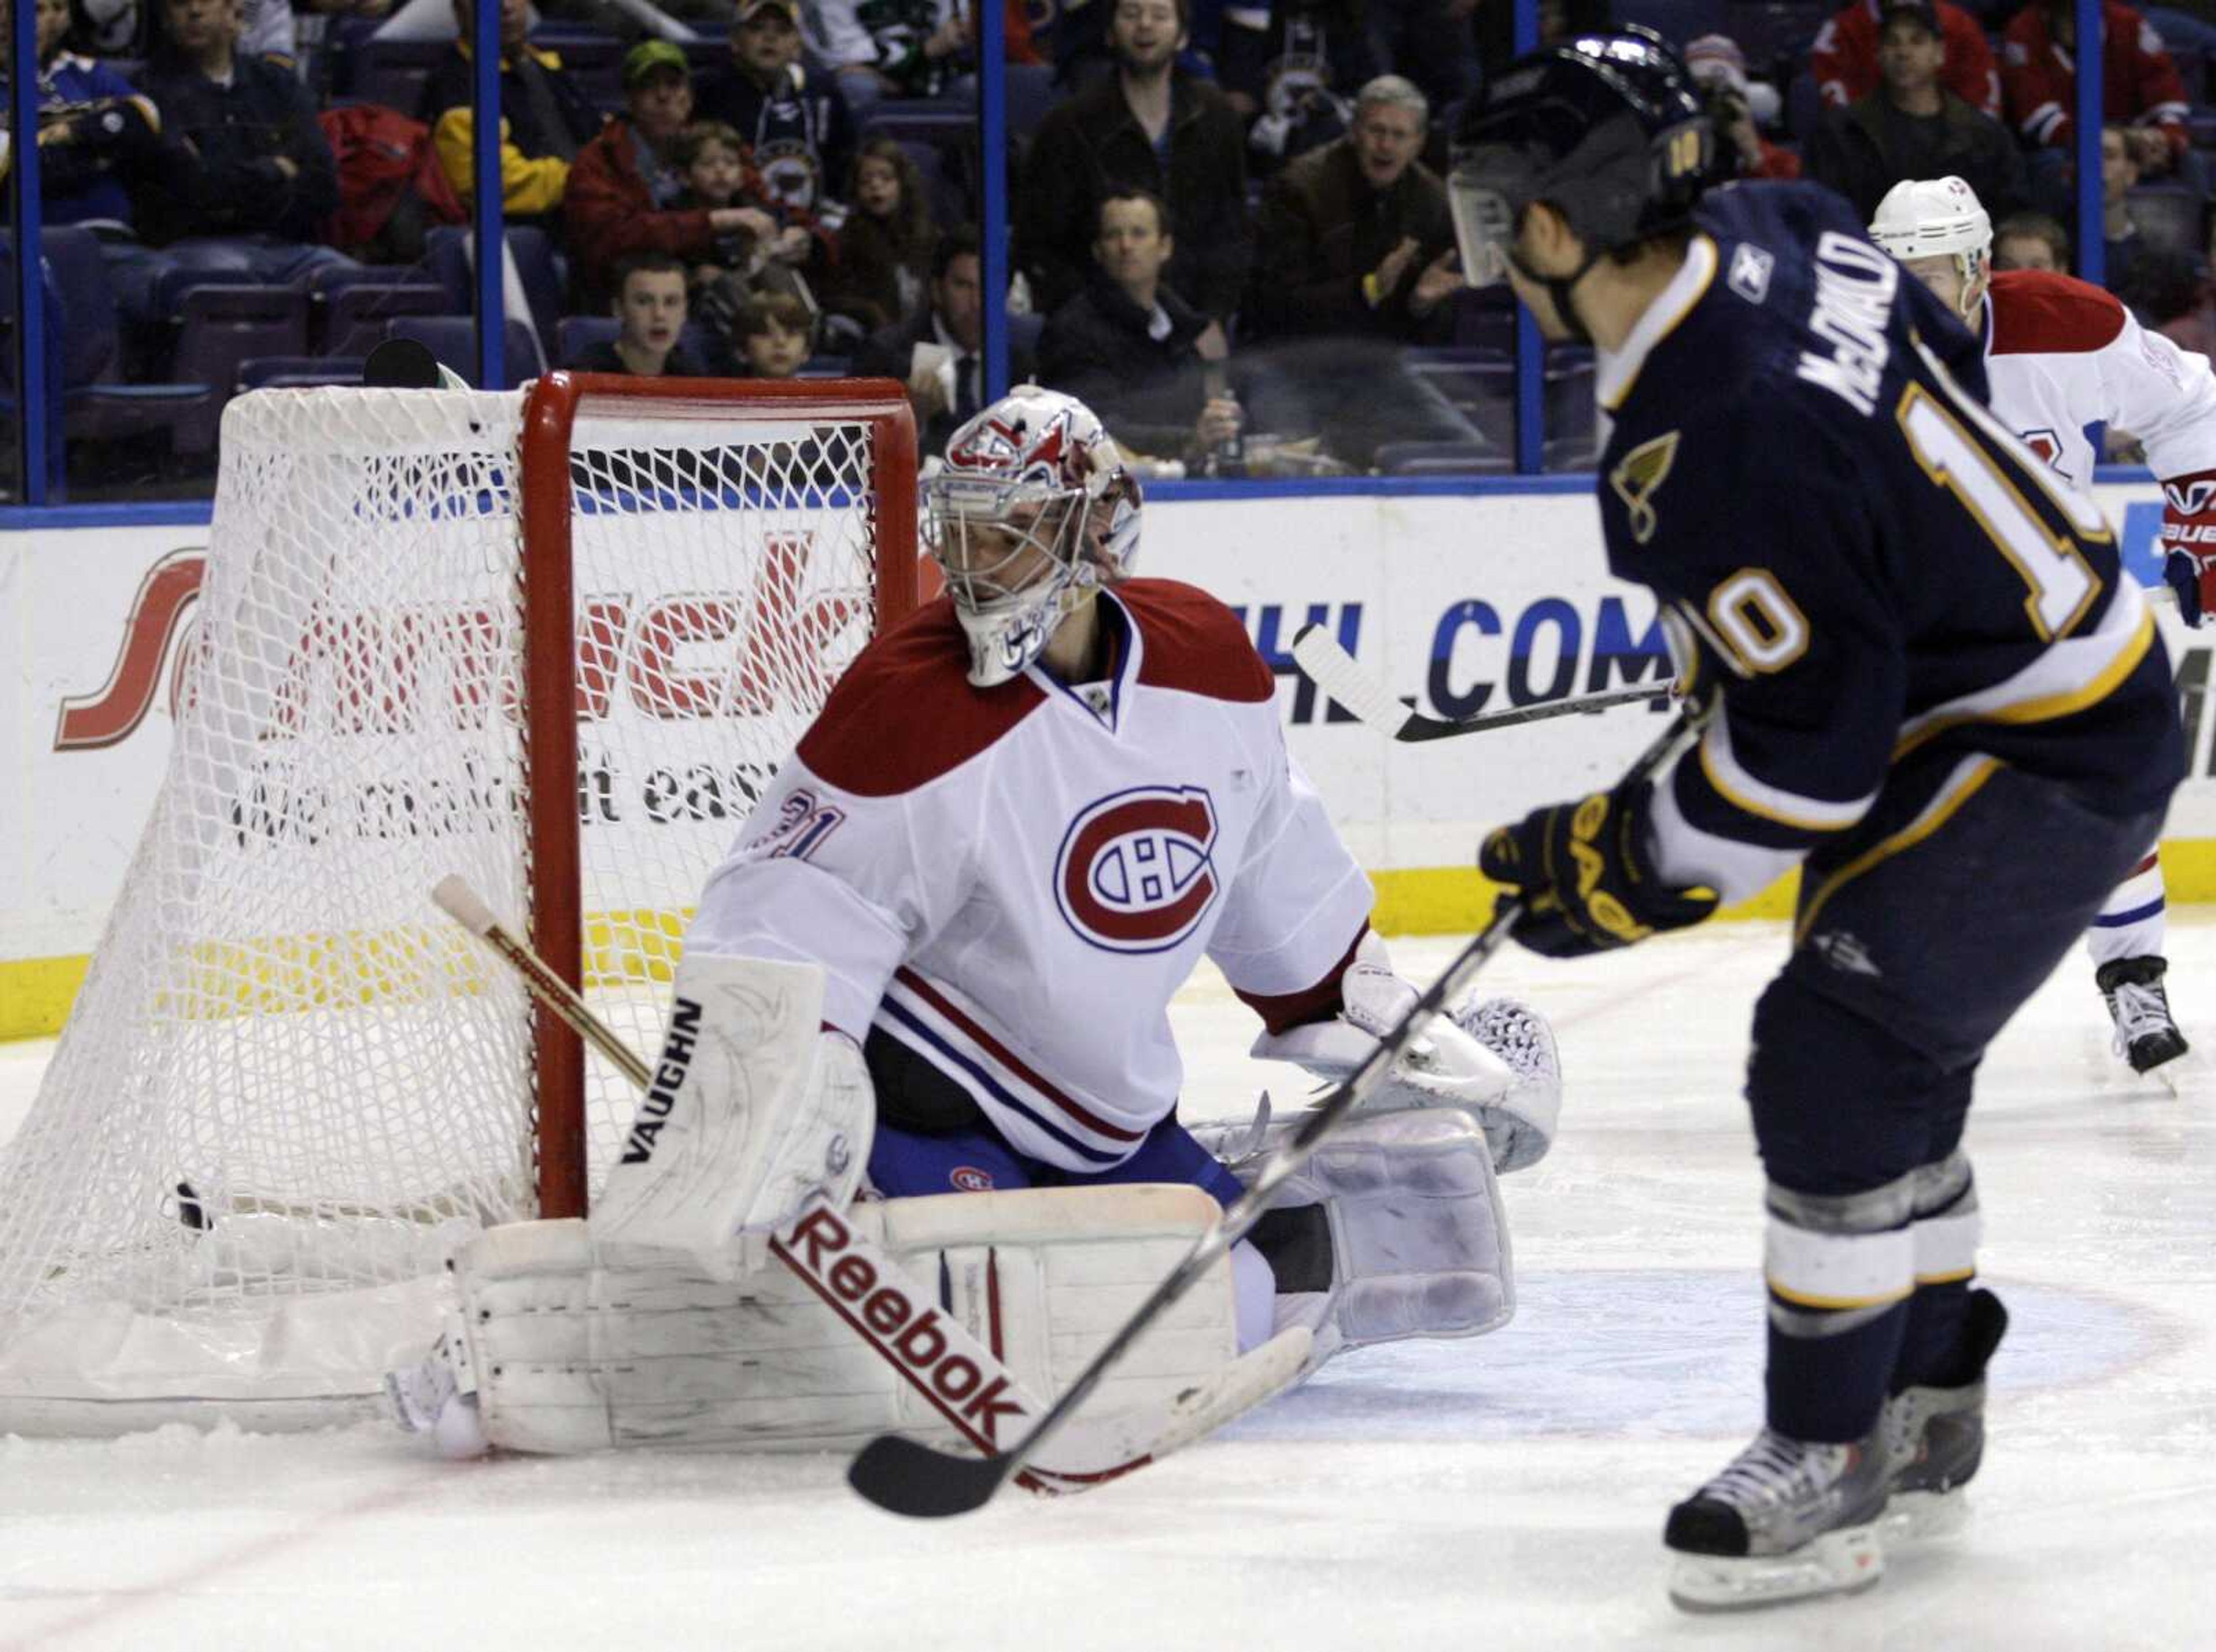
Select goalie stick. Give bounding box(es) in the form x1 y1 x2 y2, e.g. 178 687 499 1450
427 876 1297 1494
847 699 1715 1518
1291 623 1668 741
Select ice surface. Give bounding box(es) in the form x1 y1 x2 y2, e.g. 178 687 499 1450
2 922 2212 1651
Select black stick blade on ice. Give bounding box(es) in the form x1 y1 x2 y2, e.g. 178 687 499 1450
847 1434 1013 1518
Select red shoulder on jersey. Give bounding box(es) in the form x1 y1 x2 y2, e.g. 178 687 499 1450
796 596 1045 797
1989 269 2127 357
1118 578 1275 703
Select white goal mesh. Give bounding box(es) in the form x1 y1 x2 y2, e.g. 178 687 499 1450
0 379 916 1433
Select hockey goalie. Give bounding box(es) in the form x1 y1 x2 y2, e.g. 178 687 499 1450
387 388 1562 1466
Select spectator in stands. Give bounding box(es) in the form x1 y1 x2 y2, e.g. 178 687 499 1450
0 0 162 229
2101 123 2150 291
1993 209 2070 271
1244 73 1483 467
1218 0 1373 178
1686 34 1801 181
821 136 938 334
669 120 812 293
2003 0 2195 188
121 0 353 313
70 0 291 57
1038 188 1242 468
1247 74 1458 343
1017 0 1251 323
1813 0 2000 117
576 251 711 375
810 0 1050 127
735 289 815 377
2131 245 2216 356
1805 0 2029 223
695 0 856 222
565 43 789 309
854 224 1036 452
423 0 600 233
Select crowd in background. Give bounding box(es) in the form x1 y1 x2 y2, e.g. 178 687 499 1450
7 0 2216 492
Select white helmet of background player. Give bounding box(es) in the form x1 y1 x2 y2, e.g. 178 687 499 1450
1869 175 1993 323
924 387 1142 688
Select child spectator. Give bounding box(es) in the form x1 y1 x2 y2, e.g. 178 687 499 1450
695 0 857 222
733 289 815 378
821 137 937 334
565 43 793 309
577 252 711 377
1813 0 2000 117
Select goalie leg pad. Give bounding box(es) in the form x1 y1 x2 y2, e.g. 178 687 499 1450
437 1186 1294 1457
588 952 874 1278
1195 1106 1513 1370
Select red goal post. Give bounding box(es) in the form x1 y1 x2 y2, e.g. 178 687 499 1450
519 374 920 1221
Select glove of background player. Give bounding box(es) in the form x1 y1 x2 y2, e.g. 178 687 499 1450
1478 780 1718 957
2159 467 2216 626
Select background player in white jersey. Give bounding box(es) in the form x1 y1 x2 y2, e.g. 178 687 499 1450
1868 175 2207 1081
391 387 1560 1458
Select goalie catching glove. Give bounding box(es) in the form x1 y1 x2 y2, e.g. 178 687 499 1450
1479 779 1717 958
1251 931 1562 1171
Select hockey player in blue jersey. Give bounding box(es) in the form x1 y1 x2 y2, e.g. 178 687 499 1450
1449 33 2185 1610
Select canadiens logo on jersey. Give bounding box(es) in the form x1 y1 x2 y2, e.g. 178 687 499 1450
1054 785 1221 953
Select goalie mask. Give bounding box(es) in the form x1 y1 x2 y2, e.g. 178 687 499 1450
1868 175 1992 323
926 388 1142 688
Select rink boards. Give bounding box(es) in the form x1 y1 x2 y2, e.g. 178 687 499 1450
5 480 2207 1037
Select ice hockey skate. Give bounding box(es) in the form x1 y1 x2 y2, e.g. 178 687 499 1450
1880 1288 2008 1542
2098 956 2189 1085
1664 1427 1891 1611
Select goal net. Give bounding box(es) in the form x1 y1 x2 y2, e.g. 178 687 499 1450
0 376 919 1434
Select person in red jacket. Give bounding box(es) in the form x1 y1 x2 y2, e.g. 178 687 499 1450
1813 0 2000 117
2002 0 2195 182
563 41 807 310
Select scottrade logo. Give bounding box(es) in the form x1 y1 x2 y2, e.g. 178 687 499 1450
1054 786 1219 954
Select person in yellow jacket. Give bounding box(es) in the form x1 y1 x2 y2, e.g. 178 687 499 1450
422 0 600 227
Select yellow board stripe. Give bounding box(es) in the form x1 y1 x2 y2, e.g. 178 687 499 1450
13 836 2216 1042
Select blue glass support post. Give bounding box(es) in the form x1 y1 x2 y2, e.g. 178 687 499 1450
9 0 50 501
2074 0 2105 286
472 0 507 388
980 0 1010 401
1513 0 1542 474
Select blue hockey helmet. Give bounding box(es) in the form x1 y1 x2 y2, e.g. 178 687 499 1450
1450 31 1718 331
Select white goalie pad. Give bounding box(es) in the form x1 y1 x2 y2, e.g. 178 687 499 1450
432 1186 1303 1458
1192 1106 1513 1371
589 953 874 1278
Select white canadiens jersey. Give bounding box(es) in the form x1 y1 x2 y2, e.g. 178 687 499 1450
690 579 1374 1174
1979 268 2216 489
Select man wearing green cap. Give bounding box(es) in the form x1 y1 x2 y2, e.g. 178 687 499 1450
564 39 772 308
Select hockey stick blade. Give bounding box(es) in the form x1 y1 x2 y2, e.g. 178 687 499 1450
849 1433 1013 1517
1290 623 1667 741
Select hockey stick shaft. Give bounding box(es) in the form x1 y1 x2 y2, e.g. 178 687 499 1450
846 696 1714 1516
432 875 653 1091
1292 623 1667 741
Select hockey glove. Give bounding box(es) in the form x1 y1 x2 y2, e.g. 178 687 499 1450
1478 780 1718 958
2160 468 2216 626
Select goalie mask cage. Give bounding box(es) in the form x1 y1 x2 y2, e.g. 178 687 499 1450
0 376 919 1434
